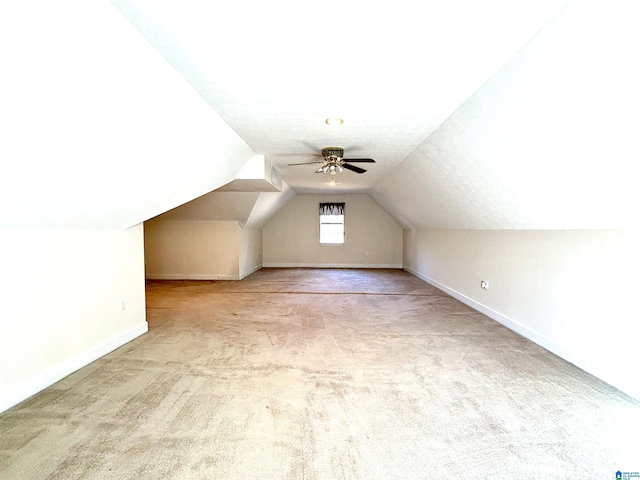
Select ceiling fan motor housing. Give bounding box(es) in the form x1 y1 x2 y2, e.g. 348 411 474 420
322 147 344 160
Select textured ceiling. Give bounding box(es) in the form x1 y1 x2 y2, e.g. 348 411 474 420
110 0 569 193
374 0 640 229
4 1 637 231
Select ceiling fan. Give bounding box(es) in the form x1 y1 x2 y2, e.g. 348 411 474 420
287 147 375 176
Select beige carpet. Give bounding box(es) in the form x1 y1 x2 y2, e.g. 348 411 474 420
1 268 639 479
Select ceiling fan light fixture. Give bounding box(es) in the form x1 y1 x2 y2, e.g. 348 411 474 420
287 146 375 184
325 117 343 126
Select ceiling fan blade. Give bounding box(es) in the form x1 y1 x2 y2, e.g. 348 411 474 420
288 161 323 166
343 158 375 163
343 163 367 174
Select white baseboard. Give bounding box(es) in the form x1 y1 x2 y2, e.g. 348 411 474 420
403 266 640 400
147 266 262 282
146 274 241 280
239 265 262 279
403 267 579 369
263 263 403 269
0 322 148 414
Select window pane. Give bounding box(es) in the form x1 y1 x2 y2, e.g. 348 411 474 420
320 214 344 244
319 214 343 224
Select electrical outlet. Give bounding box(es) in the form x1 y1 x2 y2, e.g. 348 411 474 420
480 281 489 290
120 299 126 311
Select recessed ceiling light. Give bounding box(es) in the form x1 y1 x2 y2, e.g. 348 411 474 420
325 117 343 126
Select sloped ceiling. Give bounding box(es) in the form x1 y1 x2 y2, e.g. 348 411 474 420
109 0 640 230
374 0 640 229
150 180 296 229
110 0 570 196
2 1 638 230
0 1 258 229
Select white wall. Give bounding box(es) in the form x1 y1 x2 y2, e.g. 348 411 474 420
0 225 148 413
263 194 402 268
0 0 259 414
239 228 263 278
144 220 263 280
404 228 640 400
144 220 243 280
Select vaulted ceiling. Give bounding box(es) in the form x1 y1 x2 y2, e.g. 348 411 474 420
110 0 569 194
2 1 639 230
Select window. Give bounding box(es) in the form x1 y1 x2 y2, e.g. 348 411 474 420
319 202 345 245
